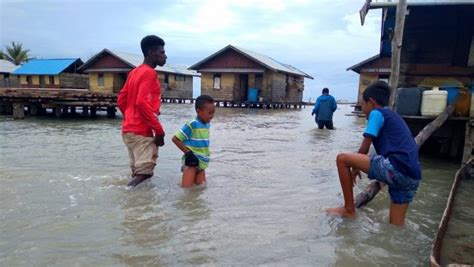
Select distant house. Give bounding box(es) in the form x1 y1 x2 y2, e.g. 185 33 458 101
346 54 391 106
78 49 199 97
12 58 87 89
189 45 313 103
0 59 20 87
358 1 474 89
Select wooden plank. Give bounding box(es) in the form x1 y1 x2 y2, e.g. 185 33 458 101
462 120 474 164
430 160 472 266
388 0 407 108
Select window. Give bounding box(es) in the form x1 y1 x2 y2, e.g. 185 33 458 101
98 73 104 87
49 76 54 84
213 74 221 89
26 75 32 85
164 74 169 84
175 75 185 81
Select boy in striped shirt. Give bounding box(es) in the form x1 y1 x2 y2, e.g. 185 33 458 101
172 95 215 188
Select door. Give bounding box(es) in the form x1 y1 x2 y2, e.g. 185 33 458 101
239 74 249 101
114 73 127 93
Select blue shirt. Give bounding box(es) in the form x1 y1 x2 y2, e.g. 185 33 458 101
364 108 421 179
312 94 337 121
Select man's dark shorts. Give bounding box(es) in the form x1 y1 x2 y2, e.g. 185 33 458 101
316 120 334 129
368 155 420 204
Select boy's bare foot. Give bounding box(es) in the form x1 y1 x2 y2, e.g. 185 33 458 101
326 207 356 219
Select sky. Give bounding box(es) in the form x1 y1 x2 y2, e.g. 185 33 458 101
0 0 382 101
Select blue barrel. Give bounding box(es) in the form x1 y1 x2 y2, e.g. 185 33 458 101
247 88 258 102
395 87 425 116
440 86 459 104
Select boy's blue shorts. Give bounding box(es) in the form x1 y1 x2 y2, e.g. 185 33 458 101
368 155 420 204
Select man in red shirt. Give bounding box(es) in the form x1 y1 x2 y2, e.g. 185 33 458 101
117 35 167 187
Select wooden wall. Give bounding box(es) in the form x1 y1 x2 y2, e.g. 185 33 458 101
399 5 474 87
0 75 19 87
200 49 263 69
59 73 88 89
357 73 380 104
19 75 59 88
89 72 114 93
271 72 287 102
159 73 193 99
286 75 304 102
88 53 130 69
200 72 234 101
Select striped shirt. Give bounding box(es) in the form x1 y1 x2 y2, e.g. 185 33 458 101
174 118 210 169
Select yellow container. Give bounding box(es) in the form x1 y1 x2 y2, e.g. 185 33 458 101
421 87 447 116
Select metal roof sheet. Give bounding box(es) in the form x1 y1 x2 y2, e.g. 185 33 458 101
189 45 314 79
79 49 199 77
346 54 381 72
369 0 474 8
12 58 81 75
0 59 19 73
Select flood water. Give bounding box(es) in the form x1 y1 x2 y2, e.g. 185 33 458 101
0 104 461 266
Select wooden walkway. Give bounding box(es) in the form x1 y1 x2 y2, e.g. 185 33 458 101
0 88 307 119
0 88 118 119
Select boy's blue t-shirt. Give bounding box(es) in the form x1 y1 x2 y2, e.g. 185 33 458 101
364 107 421 180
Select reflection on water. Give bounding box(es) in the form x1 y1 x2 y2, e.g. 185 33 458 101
0 104 461 266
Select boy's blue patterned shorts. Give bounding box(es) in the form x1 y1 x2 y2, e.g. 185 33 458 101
368 155 420 204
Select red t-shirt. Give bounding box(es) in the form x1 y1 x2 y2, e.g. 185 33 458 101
117 64 164 137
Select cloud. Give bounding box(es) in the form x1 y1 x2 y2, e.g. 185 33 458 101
1 0 383 101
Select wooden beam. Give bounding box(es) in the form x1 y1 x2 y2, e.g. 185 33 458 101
388 0 407 108
462 120 473 164
12 103 25 119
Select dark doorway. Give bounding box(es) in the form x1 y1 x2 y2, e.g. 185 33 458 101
114 73 128 93
239 74 248 101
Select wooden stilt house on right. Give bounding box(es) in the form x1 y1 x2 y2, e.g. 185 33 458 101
189 45 313 104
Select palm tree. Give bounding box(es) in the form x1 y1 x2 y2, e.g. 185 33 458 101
2 41 31 65
0 50 4 60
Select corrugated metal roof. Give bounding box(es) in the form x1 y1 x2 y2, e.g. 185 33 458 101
13 58 81 75
346 54 380 72
79 49 199 77
189 45 314 79
109 50 199 77
0 59 19 73
369 0 474 8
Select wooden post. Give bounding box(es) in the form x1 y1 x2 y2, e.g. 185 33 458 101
462 120 473 164
82 106 89 116
30 104 38 116
5 102 13 115
107 107 116 118
54 107 62 118
12 103 25 119
356 104 455 208
415 105 455 147
388 0 407 108
90 107 97 117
